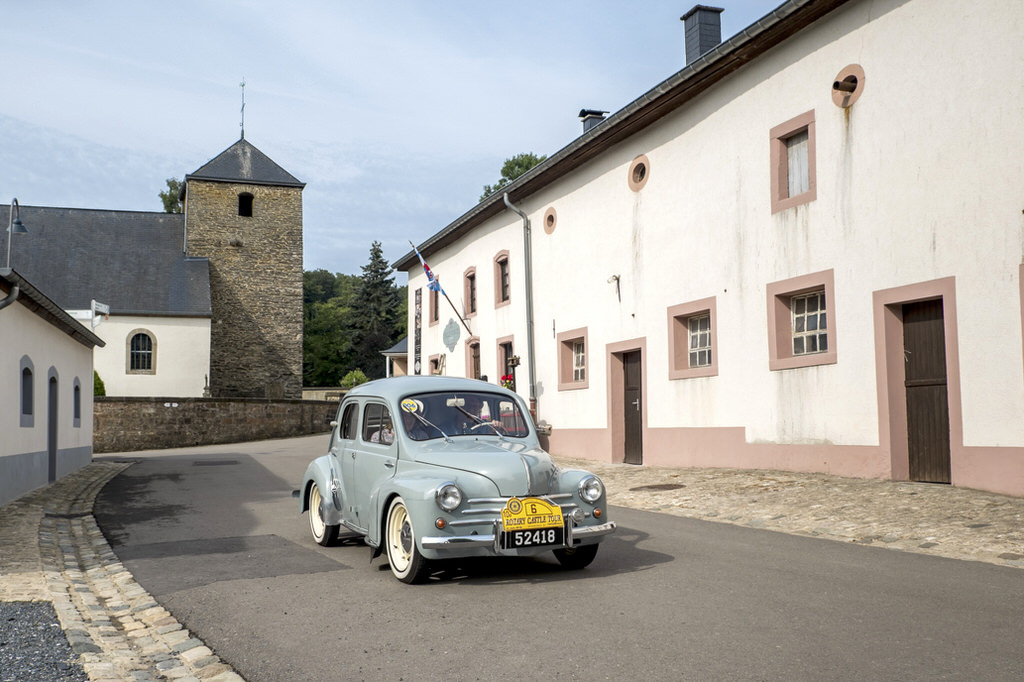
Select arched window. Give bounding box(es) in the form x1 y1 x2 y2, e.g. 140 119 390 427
20 356 34 427
128 331 156 374
73 377 82 428
238 192 254 217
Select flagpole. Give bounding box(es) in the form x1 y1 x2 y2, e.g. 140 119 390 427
409 241 472 335
439 280 472 336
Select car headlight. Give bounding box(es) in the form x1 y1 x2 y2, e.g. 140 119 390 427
435 483 463 511
579 476 604 504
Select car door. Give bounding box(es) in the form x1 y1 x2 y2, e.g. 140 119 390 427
343 400 398 533
333 400 361 527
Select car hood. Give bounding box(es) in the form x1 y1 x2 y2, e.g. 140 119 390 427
411 439 558 497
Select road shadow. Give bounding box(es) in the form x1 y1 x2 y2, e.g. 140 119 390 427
363 522 671 586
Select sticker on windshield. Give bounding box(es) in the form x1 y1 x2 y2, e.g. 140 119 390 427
401 398 421 413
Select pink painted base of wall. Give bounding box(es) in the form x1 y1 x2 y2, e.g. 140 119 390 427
547 426 1024 497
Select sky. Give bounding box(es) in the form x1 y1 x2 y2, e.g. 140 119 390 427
0 0 783 281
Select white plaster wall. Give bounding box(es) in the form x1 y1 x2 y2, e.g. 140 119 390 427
1 298 95 504
92 315 211 397
409 0 1024 449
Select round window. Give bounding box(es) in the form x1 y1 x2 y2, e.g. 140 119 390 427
628 155 650 191
543 207 557 234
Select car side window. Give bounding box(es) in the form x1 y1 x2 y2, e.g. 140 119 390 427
340 403 359 441
362 403 394 445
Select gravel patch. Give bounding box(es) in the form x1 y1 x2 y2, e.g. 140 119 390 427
0 601 87 682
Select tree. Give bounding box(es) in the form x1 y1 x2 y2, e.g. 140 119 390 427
159 178 183 213
349 241 402 380
480 152 547 201
301 250 406 386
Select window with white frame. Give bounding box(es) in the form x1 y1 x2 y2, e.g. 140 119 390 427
791 290 828 355
557 328 589 390
770 110 816 213
785 130 810 197
667 297 718 380
688 313 713 367
573 340 586 382
766 270 837 371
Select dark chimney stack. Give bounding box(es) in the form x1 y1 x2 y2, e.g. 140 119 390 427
579 109 608 133
681 5 724 65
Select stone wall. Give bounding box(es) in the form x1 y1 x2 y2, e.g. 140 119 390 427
93 397 336 453
185 180 304 399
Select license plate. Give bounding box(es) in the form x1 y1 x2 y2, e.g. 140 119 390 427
500 497 564 550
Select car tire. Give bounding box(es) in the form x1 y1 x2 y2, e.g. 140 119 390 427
308 482 340 547
553 543 599 570
386 496 430 584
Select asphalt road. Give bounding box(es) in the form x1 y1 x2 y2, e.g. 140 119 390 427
94 436 1024 681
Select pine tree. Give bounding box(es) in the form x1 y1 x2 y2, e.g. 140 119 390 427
349 241 401 380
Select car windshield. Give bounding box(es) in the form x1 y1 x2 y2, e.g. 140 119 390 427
398 391 531 441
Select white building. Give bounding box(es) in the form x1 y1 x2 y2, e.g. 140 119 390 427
396 0 1024 496
1 268 103 506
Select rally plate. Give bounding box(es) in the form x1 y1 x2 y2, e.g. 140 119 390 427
499 497 565 550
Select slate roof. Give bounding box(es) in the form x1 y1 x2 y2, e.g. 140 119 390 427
381 337 408 357
0 268 105 348
186 138 305 188
2 205 211 317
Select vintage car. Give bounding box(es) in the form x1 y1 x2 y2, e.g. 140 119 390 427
298 376 615 583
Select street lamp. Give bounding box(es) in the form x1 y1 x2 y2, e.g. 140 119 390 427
6 198 29 269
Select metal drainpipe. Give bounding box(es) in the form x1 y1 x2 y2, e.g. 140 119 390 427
503 193 538 421
0 284 20 311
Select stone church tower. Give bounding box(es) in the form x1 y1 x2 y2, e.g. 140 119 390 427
183 138 304 399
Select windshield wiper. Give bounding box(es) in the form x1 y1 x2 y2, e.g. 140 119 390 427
414 412 452 443
451 404 508 442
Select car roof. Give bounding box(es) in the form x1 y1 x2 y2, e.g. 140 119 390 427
345 376 514 403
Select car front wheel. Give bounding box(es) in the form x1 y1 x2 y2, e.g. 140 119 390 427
553 543 599 570
308 482 339 547
385 496 430 584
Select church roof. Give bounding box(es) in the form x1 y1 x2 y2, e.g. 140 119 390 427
185 138 305 188
2 205 211 317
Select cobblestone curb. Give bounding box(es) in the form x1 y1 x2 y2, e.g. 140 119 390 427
553 456 1024 569
0 462 245 682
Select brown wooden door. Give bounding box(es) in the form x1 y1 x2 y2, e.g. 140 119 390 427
623 351 643 465
903 300 951 483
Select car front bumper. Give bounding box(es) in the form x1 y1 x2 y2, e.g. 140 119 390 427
421 520 616 552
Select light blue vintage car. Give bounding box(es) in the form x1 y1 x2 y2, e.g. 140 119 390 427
298 376 615 583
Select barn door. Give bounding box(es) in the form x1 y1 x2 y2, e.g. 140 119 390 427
903 300 951 483
622 351 643 465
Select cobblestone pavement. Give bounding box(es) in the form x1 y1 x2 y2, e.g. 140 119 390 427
553 456 1024 569
0 462 244 682
2 457 1023 681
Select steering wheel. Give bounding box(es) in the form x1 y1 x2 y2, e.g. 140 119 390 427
470 420 506 434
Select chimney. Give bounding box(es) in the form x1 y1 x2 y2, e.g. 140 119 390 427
681 5 724 65
579 109 608 133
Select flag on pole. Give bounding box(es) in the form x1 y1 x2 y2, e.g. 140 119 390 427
410 241 445 295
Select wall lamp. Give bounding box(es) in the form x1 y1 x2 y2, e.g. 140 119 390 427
6 198 29 269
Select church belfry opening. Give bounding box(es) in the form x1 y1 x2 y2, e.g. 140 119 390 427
238 192 253 217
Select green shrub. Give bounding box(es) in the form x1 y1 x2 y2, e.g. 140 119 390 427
93 370 106 396
340 369 368 389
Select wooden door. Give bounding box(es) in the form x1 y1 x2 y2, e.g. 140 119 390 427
623 351 643 465
903 300 951 483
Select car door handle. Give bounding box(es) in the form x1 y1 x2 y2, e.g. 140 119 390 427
384 461 394 469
